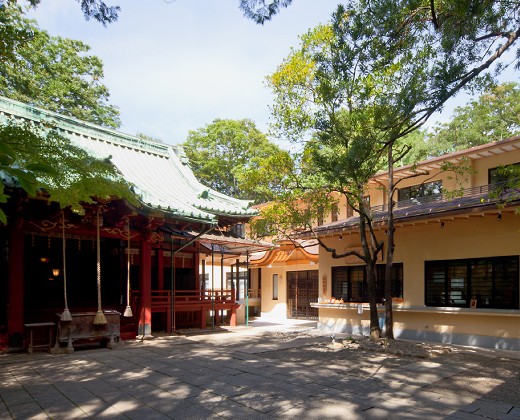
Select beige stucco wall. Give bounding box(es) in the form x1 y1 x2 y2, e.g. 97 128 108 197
316 212 520 348
318 203 520 300
260 262 318 320
318 306 520 347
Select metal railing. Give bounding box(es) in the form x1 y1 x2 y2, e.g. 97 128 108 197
369 180 518 213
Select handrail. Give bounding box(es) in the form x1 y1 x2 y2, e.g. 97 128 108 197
369 180 520 213
131 289 238 308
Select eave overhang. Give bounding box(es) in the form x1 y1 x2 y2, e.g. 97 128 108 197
0 96 257 224
313 193 520 237
370 136 520 184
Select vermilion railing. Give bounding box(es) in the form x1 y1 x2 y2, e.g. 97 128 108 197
131 290 238 309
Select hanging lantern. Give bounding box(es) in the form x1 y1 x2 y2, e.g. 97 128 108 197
93 208 107 325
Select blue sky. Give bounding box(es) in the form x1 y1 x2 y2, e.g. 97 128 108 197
28 1 518 146
27 0 340 145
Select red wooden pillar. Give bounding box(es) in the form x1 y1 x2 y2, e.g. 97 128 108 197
7 226 24 346
138 240 153 338
229 306 237 327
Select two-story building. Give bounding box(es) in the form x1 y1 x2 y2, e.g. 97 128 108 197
311 136 520 350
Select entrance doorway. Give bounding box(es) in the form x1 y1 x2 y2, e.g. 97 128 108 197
287 270 318 320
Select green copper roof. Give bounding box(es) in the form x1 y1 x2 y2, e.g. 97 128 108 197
0 96 257 223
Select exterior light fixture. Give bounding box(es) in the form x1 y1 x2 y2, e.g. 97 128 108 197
40 257 50 263
52 268 60 277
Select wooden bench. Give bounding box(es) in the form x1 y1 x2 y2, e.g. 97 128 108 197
24 322 54 354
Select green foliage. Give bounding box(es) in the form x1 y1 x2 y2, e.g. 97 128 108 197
22 0 120 26
422 83 520 158
267 2 520 225
395 130 428 166
182 118 292 204
0 121 136 223
239 0 293 25
249 186 337 241
264 0 520 338
0 2 128 223
0 3 120 128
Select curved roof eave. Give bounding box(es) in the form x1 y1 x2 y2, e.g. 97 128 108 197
0 96 255 223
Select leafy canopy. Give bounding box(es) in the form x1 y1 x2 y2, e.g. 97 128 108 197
21 0 120 26
421 82 520 159
239 0 293 25
0 121 136 224
0 3 120 128
182 118 292 204
0 3 133 224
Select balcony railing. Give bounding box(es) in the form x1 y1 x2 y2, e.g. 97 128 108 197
370 180 518 214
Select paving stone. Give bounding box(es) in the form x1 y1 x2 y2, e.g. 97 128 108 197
6 401 48 419
0 401 11 419
2 389 36 407
461 399 515 415
209 399 275 419
280 397 366 419
44 404 90 419
122 382 161 399
231 390 296 413
392 408 458 419
472 407 518 420
202 381 247 398
510 407 520 417
2 325 520 420
124 404 171 419
77 400 118 417
449 409 491 419
161 398 218 419
140 394 186 414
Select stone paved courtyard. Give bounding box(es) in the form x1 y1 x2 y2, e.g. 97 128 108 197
1 321 520 419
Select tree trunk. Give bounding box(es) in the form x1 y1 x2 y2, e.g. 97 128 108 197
366 260 380 340
359 197 380 340
384 144 395 339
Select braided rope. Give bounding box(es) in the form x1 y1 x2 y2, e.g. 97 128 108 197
60 211 71 321
93 208 107 325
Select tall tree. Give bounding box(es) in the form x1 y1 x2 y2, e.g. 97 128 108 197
265 22 394 339
265 1 520 339
0 3 130 223
0 3 120 128
421 82 520 159
182 118 292 204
